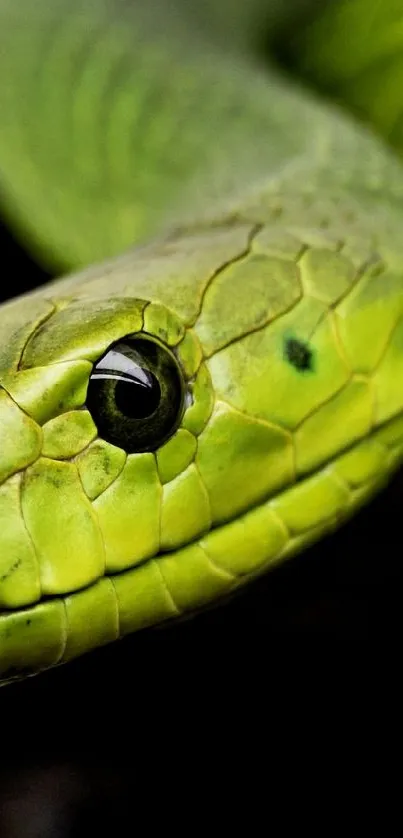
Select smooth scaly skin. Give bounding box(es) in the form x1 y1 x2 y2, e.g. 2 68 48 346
1 0 403 680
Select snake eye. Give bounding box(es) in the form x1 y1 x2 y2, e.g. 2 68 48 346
86 334 185 453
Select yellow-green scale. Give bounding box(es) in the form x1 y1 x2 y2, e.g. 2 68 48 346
2 411 403 680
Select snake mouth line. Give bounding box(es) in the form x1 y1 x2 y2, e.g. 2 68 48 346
152 404 403 555
3 404 403 622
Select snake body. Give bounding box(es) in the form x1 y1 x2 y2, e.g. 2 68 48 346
1 0 403 681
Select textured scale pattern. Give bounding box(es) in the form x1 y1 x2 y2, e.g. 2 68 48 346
1 218 403 678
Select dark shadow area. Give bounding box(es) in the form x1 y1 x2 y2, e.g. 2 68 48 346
0 218 52 302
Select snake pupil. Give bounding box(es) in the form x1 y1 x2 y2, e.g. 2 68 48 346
114 372 161 419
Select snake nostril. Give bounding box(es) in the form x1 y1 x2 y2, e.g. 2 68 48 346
283 337 313 372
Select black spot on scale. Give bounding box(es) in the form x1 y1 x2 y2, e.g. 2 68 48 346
283 337 313 372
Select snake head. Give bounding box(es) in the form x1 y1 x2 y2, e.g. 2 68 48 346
1 221 403 680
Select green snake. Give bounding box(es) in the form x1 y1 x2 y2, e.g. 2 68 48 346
1 0 403 682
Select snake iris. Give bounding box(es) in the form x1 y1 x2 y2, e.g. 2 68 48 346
1 0 403 682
